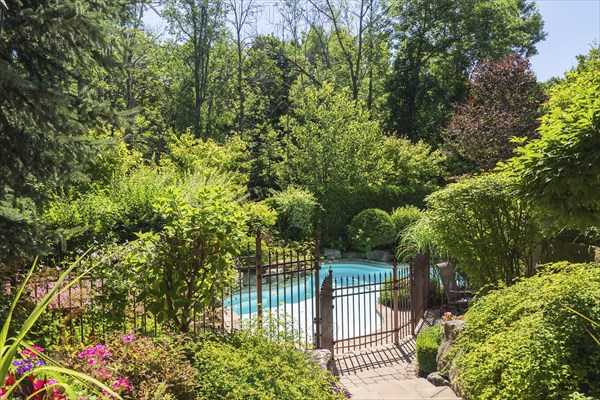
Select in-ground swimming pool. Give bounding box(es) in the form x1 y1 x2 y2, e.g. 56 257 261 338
223 261 403 341
223 262 395 316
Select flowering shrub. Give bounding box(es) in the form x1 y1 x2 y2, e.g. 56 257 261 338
1 256 121 400
1 345 69 400
2 342 134 399
441 312 464 322
55 333 198 400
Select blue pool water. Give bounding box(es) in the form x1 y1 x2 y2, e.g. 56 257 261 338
224 262 395 316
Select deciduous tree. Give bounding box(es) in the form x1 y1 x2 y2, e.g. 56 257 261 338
386 0 545 145
442 53 545 171
505 50 600 231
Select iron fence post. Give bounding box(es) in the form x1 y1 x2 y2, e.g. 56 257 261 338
314 233 321 348
410 257 416 336
393 261 399 345
256 229 263 321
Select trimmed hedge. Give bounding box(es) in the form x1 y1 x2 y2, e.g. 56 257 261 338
348 208 396 251
450 263 600 399
313 184 432 247
416 326 443 375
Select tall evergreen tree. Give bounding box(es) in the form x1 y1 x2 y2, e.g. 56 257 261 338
0 0 126 267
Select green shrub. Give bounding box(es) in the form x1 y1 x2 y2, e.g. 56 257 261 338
422 173 540 289
266 186 320 240
192 330 344 400
390 206 423 240
451 263 600 399
348 208 396 252
314 184 432 247
416 326 443 375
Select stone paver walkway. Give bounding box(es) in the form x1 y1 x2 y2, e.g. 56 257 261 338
333 339 461 400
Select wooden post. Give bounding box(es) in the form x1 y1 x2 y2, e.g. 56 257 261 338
256 229 263 320
393 261 399 345
320 269 334 356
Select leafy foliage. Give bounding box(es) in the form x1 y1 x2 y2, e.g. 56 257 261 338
422 173 539 289
128 187 247 332
348 209 396 252
0 0 125 267
442 53 545 171
56 333 199 399
43 133 249 254
266 187 319 240
386 0 545 144
416 326 443 375
451 263 600 399
192 330 344 400
0 256 121 399
390 206 423 240
505 50 600 231
280 83 384 187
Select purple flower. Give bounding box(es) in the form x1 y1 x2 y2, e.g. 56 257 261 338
12 358 43 374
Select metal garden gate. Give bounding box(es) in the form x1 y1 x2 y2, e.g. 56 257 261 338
317 253 430 357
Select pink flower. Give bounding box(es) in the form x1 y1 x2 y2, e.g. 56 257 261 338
79 345 112 365
33 379 46 391
442 312 456 321
97 369 111 380
112 378 131 392
20 345 44 358
122 334 135 343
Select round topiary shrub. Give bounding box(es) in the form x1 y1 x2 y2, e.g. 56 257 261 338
416 325 443 375
390 205 423 240
348 208 396 252
450 263 600 399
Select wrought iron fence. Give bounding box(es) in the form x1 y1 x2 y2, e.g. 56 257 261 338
319 262 415 357
5 237 322 349
4 243 430 356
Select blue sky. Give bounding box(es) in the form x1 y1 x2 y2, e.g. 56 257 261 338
531 0 600 81
144 0 600 82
